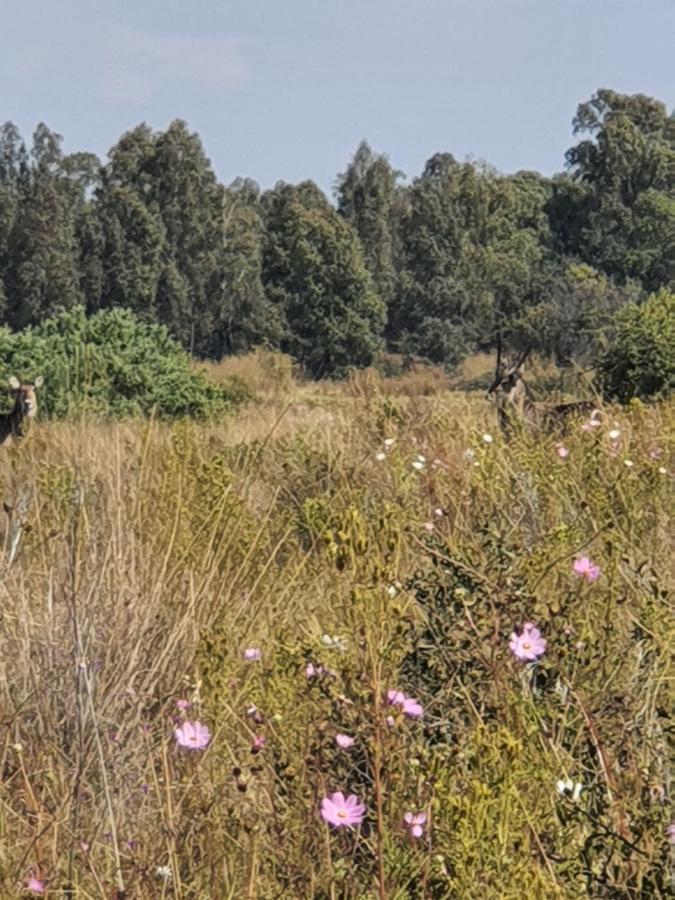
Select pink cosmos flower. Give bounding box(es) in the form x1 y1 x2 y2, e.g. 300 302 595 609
243 648 261 661
320 792 366 829
404 811 427 839
335 733 355 749
175 699 191 711
27 878 45 894
573 556 601 582
509 622 547 661
581 413 601 432
386 689 424 718
305 663 326 679
668 822 675 844
555 444 569 459
174 720 211 751
251 735 266 752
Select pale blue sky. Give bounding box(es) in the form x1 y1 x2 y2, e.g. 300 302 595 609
2 0 673 193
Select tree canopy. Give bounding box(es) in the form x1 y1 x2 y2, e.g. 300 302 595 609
0 88 672 378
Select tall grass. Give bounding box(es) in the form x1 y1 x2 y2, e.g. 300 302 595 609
0 374 671 898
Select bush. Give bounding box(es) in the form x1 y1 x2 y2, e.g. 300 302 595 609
0 306 236 418
597 289 675 402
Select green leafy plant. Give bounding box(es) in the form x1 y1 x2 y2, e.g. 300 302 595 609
0 306 240 418
597 289 674 402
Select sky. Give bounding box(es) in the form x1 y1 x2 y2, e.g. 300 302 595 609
1 0 673 194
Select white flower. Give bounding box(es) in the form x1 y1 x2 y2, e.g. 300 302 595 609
375 452 386 462
321 634 348 653
658 466 667 475
411 460 425 471
434 507 444 517
387 585 397 597
463 448 476 462
416 454 426 462
556 778 583 801
383 438 395 447
608 429 621 441
624 459 634 468
156 865 173 881
482 433 493 444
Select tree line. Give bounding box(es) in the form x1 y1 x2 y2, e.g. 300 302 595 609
0 88 672 377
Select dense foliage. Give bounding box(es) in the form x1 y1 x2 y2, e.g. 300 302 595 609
597 289 675 402
0 88 672 380
0 306 235 417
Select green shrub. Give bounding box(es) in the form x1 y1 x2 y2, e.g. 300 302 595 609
0 306 237 418
597 289 675 402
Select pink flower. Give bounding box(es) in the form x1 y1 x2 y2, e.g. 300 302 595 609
320 792 366 829
174 720 211 751
404 811 427 839
305 663 326 679
555 444 569 459
243 648 261 661
649 448 662 460
251 735 266 752
335 733 355 749
175 699 191 711
609 440 621 457
27 878 45 894
581 415 601 432
509 622 547 661
386 689 424 718
423 521 435 532
573 556 601 582
668 822 675 844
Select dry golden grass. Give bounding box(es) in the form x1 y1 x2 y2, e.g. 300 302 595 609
0 376 671 898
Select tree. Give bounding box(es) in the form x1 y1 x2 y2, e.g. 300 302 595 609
209 179 283 357
512 262 641 364
392 157 551 367
94 178 164 321
3 124 83 328
597 288 674 402
147 121 225 354
336 141 401 319
550 89 675 291
261 181 385 377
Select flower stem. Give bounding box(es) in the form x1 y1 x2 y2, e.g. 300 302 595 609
371 663 387 900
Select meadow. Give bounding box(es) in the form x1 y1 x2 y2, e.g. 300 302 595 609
0 355 671 899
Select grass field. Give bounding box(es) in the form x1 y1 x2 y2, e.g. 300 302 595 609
0 360 672 898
